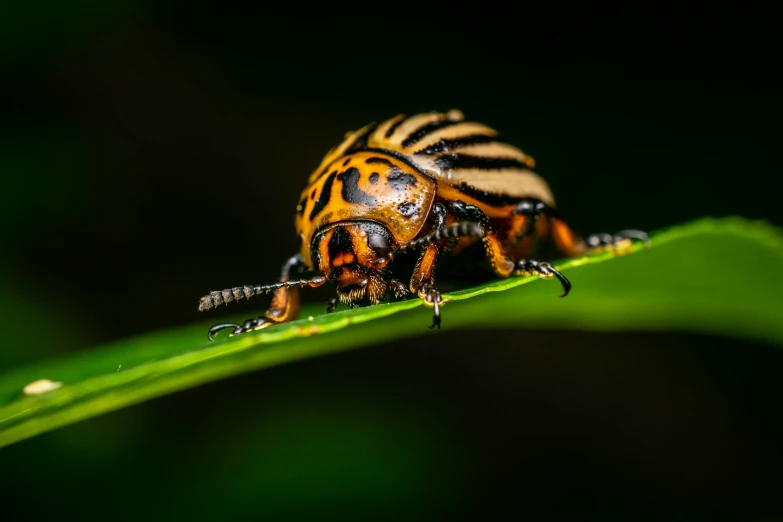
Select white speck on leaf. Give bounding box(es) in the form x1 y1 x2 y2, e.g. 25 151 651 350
23 379 63 396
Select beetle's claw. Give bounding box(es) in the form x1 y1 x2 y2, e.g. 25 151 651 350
515 259 571 298
429 313 441 330
421 284 443 329
208 322 242 341
540 262 571 298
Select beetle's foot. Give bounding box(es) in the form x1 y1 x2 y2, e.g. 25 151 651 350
514 259 572 298
208 317 270 341
585 229 650 253
326 297 338 313
420 284 443 329
389 279 410 300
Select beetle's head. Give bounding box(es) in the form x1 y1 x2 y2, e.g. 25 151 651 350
313 221 395 306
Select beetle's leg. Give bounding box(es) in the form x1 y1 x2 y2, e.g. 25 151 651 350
408 238 444 328
550 218 650 257
397 201 515 277
200 253 327 341
421 283 443 329
510 198 550 240
449 201 516 277
326 297 338 313
547 216 585 257
408 205 446 291
395 221 485 254
507 199 649 257
404 204 447 328
394 204 448 254
409 240 440 293
583 229 651 252
449 200 573 296
396 201 514 273
514 259 571 297
506 198 571 256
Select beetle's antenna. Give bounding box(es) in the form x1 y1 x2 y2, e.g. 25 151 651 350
393 221 485 257
198 276 327 312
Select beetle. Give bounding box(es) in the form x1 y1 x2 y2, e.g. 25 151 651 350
198 110 648 340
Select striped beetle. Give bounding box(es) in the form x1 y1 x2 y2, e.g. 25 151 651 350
199 110 647 339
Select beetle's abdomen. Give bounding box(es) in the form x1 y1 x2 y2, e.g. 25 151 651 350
295 151 436 265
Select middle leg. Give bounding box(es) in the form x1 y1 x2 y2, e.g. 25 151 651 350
449 200 572 297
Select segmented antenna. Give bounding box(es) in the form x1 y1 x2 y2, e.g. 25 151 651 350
198 276 327 312
393 222 485 256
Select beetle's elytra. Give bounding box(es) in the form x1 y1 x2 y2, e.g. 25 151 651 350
199 110 648 340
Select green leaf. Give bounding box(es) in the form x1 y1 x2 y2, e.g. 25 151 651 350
1 216 781 449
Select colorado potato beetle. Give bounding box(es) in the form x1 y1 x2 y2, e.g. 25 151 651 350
199 110 648 340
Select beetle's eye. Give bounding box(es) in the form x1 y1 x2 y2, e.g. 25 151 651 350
368 233 391 258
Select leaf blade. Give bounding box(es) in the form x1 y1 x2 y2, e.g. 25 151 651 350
1 216 781 448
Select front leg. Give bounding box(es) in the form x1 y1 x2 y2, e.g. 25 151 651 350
421 284 442 330
407 204 446 329
409 241 444 329
200 253 326 341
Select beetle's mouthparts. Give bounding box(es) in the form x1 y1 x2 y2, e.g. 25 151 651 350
338 283 367 305
337 271 389 306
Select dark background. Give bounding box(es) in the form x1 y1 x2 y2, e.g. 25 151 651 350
2 6 782 521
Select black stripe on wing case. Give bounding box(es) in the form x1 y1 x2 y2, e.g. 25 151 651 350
413 134 498 156
401 118 462 148
435 154 530 171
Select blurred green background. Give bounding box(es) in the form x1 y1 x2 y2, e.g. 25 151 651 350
1 6 782 520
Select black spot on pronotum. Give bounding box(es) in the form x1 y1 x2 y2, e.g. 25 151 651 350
387 171 417 191
397 201 418 218
337 167 377 206
369 172 379 184
366 157 396 168
310 188 316 200
342 158 351 166
309 171 337 221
